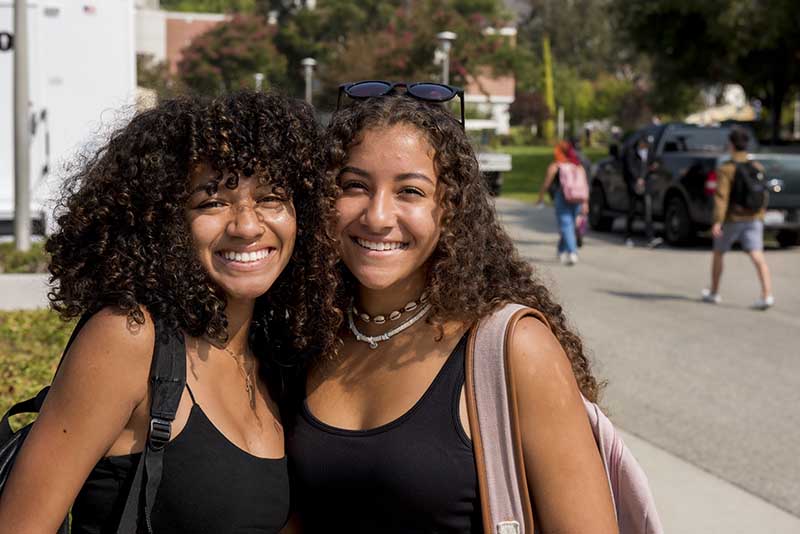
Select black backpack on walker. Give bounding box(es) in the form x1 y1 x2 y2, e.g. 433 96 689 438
0 314 185 533
731 161 769 211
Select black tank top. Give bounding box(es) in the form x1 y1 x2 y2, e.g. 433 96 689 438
71 384 290 533
286 333 481 533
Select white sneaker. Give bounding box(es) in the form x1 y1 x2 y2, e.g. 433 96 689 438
753 295 774 310
567 252 579 265
624 238 635 248
559 252 569 265
701 288 721 304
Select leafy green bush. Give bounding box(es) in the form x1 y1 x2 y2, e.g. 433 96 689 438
0 242 49 274
0 310 75 423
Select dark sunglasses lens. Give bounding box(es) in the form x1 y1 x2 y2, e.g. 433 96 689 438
409 83 456 101
346 81 393 98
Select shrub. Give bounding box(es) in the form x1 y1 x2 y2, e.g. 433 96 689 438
0 242 49 273
0 310 75 425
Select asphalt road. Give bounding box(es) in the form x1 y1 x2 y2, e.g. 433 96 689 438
494 197 800 518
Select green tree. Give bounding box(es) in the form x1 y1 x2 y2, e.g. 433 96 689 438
177 15 288 95
257 0 515 107
160 0 254 13
614 0 800 142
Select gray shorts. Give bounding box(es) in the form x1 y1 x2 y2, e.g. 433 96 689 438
714 220 763 252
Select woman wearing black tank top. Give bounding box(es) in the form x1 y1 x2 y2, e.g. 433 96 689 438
0 92 339 533
285 90 618 533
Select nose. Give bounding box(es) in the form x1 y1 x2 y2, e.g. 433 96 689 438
361 189 395 232
227 204 264 240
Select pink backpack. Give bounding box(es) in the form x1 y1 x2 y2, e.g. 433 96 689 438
557 163 589 203
465 303 663 534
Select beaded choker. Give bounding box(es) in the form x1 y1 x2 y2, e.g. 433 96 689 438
352 291 429 324
347 301 432 349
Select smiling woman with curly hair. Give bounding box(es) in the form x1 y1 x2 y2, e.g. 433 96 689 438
286 91 617 533
0 91 340 533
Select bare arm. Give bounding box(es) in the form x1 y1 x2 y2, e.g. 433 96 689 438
0 308 153 534
538 163 559 204
509 317 618 534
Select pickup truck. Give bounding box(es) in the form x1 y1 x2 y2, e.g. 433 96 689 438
588 123 800 247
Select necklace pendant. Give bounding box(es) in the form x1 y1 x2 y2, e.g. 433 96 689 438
368 340 378 349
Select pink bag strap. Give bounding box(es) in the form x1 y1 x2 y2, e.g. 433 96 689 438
465 303 544 534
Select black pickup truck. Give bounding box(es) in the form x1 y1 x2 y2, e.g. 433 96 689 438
588 123 800 247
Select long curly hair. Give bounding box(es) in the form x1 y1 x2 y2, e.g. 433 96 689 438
46 91 341 369
326 96 601 402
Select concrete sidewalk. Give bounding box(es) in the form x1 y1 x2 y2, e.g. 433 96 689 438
0 274 51 310
621 429 800 533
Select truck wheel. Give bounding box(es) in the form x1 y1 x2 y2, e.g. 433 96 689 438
588 185 613 231
664 196 693 245
776 230 800 248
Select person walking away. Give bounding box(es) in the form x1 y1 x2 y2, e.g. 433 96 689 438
702 126 774 309
571 136 593 248
538 140 589 265
623 135 661 247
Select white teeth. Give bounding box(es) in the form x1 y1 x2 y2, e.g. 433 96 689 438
221 249 270 263
355 238 406 251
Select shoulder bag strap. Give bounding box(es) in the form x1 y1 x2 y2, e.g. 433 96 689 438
465 303 548 534
116 316 186 534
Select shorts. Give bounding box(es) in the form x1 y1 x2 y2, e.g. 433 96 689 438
713 220 763 252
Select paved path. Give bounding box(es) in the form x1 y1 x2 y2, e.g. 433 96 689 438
0 274 50 310
495 197 800 531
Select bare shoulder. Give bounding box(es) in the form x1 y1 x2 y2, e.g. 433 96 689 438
56 306 156 403
507 316 581 403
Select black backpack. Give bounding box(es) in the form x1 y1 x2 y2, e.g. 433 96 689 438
0 314 185 533
730 161 769 211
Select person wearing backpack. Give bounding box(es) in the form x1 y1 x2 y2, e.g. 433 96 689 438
537 139 589 265
702 126 774 309
0 92 340 532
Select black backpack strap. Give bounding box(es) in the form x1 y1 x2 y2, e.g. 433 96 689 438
116 316 186 534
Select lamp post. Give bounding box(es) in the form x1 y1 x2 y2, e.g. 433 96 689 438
435 31 456 86
301 57 316 105
14 0 31 251
253 72 264 91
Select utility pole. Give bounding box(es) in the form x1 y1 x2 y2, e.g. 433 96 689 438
14 0 31 251
542 34 556 143
436 31 456 86
301 58 316 105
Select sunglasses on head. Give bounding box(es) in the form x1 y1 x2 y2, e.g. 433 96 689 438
337 80 465 129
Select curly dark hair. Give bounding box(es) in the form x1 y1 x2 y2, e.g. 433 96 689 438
326 95 601 402
46 91 341 369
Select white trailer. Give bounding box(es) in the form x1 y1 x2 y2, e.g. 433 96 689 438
1 0 136 234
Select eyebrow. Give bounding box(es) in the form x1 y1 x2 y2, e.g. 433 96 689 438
340 166 435 186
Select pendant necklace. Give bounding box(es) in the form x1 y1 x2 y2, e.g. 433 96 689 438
221 344 256 409
347 301 432 349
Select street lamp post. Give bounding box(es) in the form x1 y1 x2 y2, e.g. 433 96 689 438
14 0 31 251
435 31 456 86
301 58 316 105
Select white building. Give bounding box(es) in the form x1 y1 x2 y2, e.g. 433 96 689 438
1 1 137 233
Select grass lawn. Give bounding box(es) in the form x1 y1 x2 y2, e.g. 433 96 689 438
500 145 607 204
0 310 75 422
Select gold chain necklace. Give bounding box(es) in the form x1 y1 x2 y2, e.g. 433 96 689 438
220 343 256 409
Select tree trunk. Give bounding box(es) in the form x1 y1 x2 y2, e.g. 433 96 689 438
770 71 788 144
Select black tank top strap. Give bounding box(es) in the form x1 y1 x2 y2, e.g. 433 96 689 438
185 383 198 405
